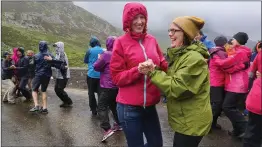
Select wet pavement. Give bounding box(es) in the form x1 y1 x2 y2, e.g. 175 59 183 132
1 81 244 147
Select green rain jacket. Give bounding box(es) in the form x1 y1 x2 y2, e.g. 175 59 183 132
149 41 212 136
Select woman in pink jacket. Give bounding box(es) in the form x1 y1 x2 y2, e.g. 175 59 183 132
110 2 168 147
214 32 251 138
243 48 262 147
208 36 247 131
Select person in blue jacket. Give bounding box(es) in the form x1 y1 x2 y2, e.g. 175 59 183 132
195 30 215 50
84 36 104 116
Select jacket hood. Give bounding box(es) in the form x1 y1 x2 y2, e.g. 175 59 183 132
17 47 25 56
89 36 101 48
200 35 207 42
106 36 116 51
54 41 64 55
39 41 48 53
122 2 148 33
209 46 226 55
168 41 210 60
235 45 252 57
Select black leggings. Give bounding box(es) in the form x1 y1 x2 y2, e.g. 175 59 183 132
54 78 72 104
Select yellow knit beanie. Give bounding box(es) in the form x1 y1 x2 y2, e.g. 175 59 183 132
173 16 205 41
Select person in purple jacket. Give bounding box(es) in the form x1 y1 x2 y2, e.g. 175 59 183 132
94 36 122 142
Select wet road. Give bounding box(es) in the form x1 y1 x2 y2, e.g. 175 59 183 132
1 82 243 146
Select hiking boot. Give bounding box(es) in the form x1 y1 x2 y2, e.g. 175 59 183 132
40 107 48 114
228 130 245 138
112 123 123 132
101 129 115 142
60 103 73 108
3 99 8 103
29 106 40 112
92 110 97 116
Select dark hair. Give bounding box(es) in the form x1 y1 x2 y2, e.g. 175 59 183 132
183 35 191 46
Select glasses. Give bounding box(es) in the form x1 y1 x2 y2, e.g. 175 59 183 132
168 28 182 35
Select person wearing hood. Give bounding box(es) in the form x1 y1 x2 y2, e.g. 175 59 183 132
110 2 168 147
9 47 32 102
208 36 249 131
84 36 104 116
139 16 212 147
93 36 122 142
250 41 261 63
214 32 251 138
195 30 215 50
29 41 55 113
243 44 262 147
44 42 72 107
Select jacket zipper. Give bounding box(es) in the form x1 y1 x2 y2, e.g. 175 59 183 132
139 39 148 108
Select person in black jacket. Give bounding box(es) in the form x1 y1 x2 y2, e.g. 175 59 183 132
2 51 16 103
10 47 32 102
2 51 13 80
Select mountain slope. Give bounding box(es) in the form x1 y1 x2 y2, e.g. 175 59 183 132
1 1 123 67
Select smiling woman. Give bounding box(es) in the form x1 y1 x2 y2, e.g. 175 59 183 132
109 2 168 147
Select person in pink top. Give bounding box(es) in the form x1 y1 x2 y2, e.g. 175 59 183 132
110 2 168 146
243 46 262 147
214 32 252 138
208 36 248 131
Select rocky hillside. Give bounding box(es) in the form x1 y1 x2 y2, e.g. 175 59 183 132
1 1 123 67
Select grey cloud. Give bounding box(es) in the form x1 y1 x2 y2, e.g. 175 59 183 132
74 1 261 41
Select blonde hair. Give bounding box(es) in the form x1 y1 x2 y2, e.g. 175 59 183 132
26 50 34 56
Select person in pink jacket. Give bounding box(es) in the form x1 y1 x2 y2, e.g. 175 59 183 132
243 48 262 147
109 2 168 147
214 32 252 138
208 36 248 131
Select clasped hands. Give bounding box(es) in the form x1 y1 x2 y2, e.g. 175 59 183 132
138 59 156 75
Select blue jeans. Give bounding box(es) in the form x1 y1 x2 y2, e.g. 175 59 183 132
117 103 163 147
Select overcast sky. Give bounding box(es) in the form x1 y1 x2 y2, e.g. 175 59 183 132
74 1 261 41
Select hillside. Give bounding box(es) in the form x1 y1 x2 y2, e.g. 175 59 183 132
1 1 123 67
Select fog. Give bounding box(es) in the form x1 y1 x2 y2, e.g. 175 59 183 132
74 1 261 41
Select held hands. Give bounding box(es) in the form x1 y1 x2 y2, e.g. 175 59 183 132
10 65 16 69
44 55 52 61
138 59 156 75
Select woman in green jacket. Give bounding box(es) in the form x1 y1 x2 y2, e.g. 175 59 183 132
138 16 212 147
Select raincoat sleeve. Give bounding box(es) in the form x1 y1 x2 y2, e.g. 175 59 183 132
94 53 106 72
16 58 29 70
156 42 168 72
110 39 142 87
214 52 247 69
149 52 208 100
84 49 90 64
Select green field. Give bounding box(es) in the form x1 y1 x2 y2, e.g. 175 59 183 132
1 24 110 67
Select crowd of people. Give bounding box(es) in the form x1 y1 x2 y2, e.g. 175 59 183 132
1 2 261 147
